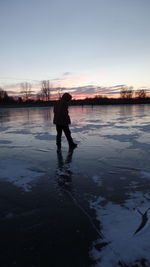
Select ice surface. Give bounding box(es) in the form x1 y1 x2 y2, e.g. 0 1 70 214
0 104 150 266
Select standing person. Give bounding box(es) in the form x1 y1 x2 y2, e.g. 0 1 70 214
53 93 77 150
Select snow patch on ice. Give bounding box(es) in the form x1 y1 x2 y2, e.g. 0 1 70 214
102 133 139 143
90 192 150 266
56 168 71 177
141 171 150 179
4 212 14 219
92 175 102 186
119 176 126 180
0 140 12 144
7 129 31 135
34 133 56 141
0 126 11 132
0 159 43 192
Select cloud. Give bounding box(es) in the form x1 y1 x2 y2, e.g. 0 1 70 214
96 85 126 95
68 85 127 98
63 72 71 76
109 85 125 89
5 90 19 95
72 85 96 95
137 87 150 93
3 83 21 90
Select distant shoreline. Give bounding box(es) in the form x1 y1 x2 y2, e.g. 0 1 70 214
0 103 53 109
0 98 150 109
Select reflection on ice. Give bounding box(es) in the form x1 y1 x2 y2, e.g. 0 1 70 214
56 149 74 190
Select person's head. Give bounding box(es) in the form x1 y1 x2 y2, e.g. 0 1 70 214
61 93 72 102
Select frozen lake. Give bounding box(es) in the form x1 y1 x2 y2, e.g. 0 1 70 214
0 104 150 266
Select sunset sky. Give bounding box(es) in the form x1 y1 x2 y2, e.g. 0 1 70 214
0 0 150 99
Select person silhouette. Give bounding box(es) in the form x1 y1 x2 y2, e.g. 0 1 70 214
53 93 77 150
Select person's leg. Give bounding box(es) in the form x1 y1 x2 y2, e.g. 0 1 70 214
56 125 62 148
62 125 77 148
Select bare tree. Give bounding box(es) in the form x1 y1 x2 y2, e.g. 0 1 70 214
20 82 32 101
0 88 5 100
135 89 147 99
120 86 133 99
36 91 43 101
120 87 126 99
41 80 51 101
0 88 9 102
126 86 133 99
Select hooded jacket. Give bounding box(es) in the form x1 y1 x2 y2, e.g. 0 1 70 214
53 94 72 125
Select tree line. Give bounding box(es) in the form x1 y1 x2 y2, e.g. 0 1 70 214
120 86 147 99
0 80 53 105
0 83 150 106
20 80 52 101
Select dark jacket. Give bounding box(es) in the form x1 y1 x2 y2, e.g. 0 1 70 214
53 99 71 125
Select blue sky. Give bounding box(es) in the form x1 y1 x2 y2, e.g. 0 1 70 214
0 0 150 98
